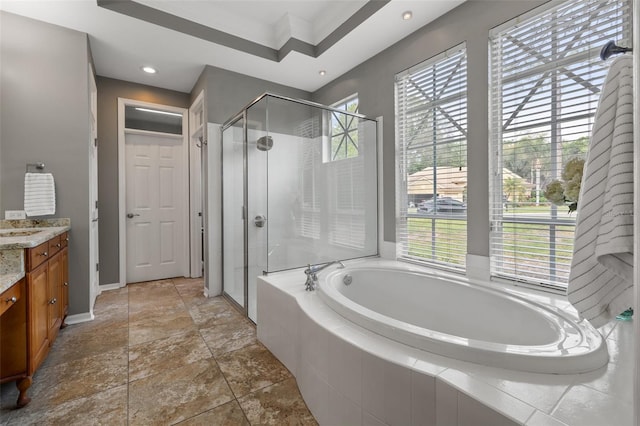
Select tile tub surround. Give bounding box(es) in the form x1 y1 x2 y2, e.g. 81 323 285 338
0 277 317 425
257 264 634 426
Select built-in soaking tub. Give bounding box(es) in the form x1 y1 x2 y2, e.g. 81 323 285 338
317 263 608 374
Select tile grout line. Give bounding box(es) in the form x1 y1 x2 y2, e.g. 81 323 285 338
178 279 252 425
37 278 314 425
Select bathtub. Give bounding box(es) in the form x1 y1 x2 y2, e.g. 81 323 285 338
317 262 608 374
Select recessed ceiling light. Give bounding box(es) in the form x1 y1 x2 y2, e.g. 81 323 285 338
402 11 413 20
141 66 157 74
319 70 327 76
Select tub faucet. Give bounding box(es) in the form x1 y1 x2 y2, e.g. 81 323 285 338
304 260 345 291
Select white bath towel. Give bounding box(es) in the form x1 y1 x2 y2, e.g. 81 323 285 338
24 172 56 216
567 55 634 328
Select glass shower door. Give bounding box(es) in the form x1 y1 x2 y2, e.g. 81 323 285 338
246 99 269 323
221 93 378 324
222 117 246 310
247 134 268 323
222 106 269 322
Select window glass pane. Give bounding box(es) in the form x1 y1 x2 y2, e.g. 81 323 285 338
330 96 359 161
489 0 632 288
124 105 182 134
396 45 468 272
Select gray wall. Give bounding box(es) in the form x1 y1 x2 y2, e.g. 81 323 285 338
0 11 92 315
96 65 309 287
96 77 191 285
189 65 311 294
312 0 547 257
190 65 311 125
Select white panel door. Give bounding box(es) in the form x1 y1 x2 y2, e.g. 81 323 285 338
126 132 185 283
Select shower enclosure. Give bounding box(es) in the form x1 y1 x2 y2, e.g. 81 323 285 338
221 93 378 322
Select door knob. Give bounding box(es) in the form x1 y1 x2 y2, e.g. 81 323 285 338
254 215 267 228
127 213 140 219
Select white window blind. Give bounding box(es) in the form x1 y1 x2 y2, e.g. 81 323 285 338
396 44 468 271
489 0 632 288
297 117 322 240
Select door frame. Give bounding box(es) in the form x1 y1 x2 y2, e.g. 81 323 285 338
188 91 204 278
117 98 190 287
88 63 99 312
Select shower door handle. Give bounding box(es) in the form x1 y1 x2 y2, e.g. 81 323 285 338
254 215 267 228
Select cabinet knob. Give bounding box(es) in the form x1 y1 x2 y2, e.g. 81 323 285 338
65 237 69 242
56 243 61 248
64 282 69 287
41 251 48 257
6 296 17 303
49 298 57 305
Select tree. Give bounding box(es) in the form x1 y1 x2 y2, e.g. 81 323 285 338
503 136 547 178
503 177 526 204
562 137 589 163
502 135 590 187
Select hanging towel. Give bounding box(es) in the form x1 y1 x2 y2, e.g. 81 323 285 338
567 55 634 328
24 172 56 216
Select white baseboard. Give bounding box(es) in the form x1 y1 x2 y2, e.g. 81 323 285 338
98 283 123 294
65 311 95 325
204 287 222 297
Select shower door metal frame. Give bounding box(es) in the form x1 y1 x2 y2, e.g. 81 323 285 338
220 111 249 316
220 92 379 321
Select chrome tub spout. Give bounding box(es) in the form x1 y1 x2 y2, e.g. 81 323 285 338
304 260 345 291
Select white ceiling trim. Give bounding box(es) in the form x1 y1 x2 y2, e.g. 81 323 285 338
0 0 466 93
97 0 390 61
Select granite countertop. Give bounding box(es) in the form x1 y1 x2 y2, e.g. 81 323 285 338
0 249 26 294
0 226 70 250
0 219 71 294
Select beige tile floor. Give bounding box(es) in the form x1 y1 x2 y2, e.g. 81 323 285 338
1 278 317 425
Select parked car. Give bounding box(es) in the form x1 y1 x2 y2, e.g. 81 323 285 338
418 197 466 214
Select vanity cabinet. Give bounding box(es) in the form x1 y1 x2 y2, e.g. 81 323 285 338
61 244 69 321
25 232 69 373
0 278 31 407
0 278 27 380
0 228 69 408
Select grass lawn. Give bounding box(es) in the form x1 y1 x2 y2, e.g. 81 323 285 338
405 215 574 283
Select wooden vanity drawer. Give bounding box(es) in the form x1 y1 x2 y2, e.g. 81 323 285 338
0 281 22 317
27 241 50 271
60 232 69 248
48 235 62 256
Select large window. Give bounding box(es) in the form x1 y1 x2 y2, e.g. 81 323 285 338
489 0 632 288
396 44 468 271
330 95 359 160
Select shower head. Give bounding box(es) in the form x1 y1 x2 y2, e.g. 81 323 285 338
257 135 273 151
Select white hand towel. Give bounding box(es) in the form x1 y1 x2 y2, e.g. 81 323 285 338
567 56 634 328
24 172 56 216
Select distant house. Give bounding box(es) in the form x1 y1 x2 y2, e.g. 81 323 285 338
407 167 531 204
